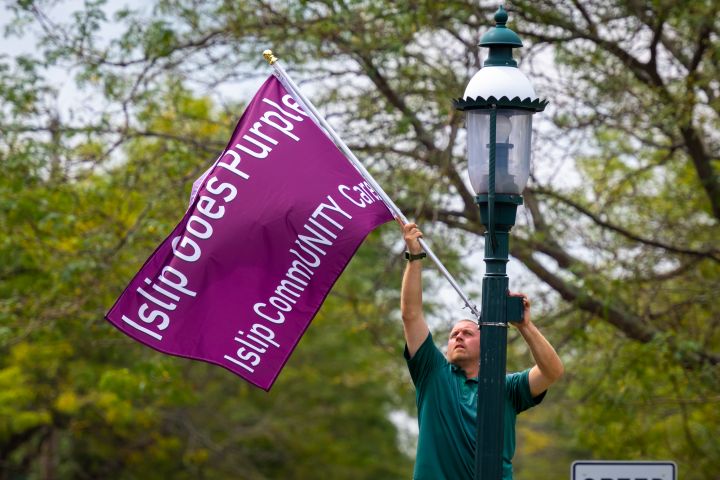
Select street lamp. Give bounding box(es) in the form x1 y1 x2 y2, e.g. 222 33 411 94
453 5 547 479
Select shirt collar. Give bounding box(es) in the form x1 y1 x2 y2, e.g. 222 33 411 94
450 363 478 383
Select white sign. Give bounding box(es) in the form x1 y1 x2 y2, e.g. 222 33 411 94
572 461 676 480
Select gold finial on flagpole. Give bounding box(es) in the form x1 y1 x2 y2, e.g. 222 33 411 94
263 50 278 65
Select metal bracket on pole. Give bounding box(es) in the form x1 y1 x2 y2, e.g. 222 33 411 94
477 295 524 328
262 50 481 320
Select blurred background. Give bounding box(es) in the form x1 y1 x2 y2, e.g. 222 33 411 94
1 1 718 478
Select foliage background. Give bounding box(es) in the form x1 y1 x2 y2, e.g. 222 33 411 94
1 1 718 479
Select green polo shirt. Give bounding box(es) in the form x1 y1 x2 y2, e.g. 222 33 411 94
405 333 545 480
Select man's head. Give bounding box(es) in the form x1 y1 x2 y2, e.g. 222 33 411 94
447 319 480 373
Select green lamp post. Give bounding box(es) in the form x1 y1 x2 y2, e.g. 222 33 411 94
453 6 547 479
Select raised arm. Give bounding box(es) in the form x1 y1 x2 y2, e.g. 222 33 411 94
510 294 564 397
400 221 430 357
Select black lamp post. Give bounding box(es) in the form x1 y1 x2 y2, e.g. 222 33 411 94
453 6 547 479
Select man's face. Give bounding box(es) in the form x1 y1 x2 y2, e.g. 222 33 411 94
447 320 480 367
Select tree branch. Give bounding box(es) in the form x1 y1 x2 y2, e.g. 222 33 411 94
531 187 720 261
512 244 656 342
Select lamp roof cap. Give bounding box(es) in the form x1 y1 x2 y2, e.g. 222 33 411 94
479 6 523 48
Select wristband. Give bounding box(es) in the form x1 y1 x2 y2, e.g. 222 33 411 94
404 251 427 262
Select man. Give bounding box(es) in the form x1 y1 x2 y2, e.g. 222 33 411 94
400 221 564 480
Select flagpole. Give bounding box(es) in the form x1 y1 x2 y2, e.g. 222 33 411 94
263 50 481 320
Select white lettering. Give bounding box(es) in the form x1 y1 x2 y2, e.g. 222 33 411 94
298 224 332 255
234 334 266 353
217 148 251 179
205 177 237 202
353 185 373 205
250 323 281 348
289 244 321 268
187 215 213 239
315 194 352 221
281 94 310 118
249 121 279 145
269 296 292 312
196 195 225 219
224 353 256 373
253 303 285 324
286 260 313 285
339 184 365 207
137 287 176 311
274 279 304 304
237 135 273 159
159 266 197 297
145 277 180 302
171 235 201 262
138 303 170 330
122 315 163 340
260 111 300 141
262 97 304 121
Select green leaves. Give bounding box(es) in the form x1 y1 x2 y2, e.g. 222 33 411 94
142 21 178 58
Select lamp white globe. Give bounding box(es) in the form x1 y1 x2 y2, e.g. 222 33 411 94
463 66 536 100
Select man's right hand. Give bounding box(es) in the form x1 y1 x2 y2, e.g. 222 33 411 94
400 220 424 255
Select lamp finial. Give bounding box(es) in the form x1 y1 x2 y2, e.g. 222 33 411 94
494 5 508 26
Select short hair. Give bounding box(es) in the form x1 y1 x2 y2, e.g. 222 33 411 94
452 318 478 328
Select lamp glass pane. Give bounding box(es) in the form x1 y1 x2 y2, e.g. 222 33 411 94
467 109 533 194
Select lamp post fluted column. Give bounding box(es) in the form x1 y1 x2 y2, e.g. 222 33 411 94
475 193 522 478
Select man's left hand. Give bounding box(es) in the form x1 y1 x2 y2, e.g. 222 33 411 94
508 292 531 327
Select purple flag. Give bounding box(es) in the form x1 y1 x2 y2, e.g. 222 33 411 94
106 75 393 390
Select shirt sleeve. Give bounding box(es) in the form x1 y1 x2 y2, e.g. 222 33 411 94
404 332 447 390
506 368 546 414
